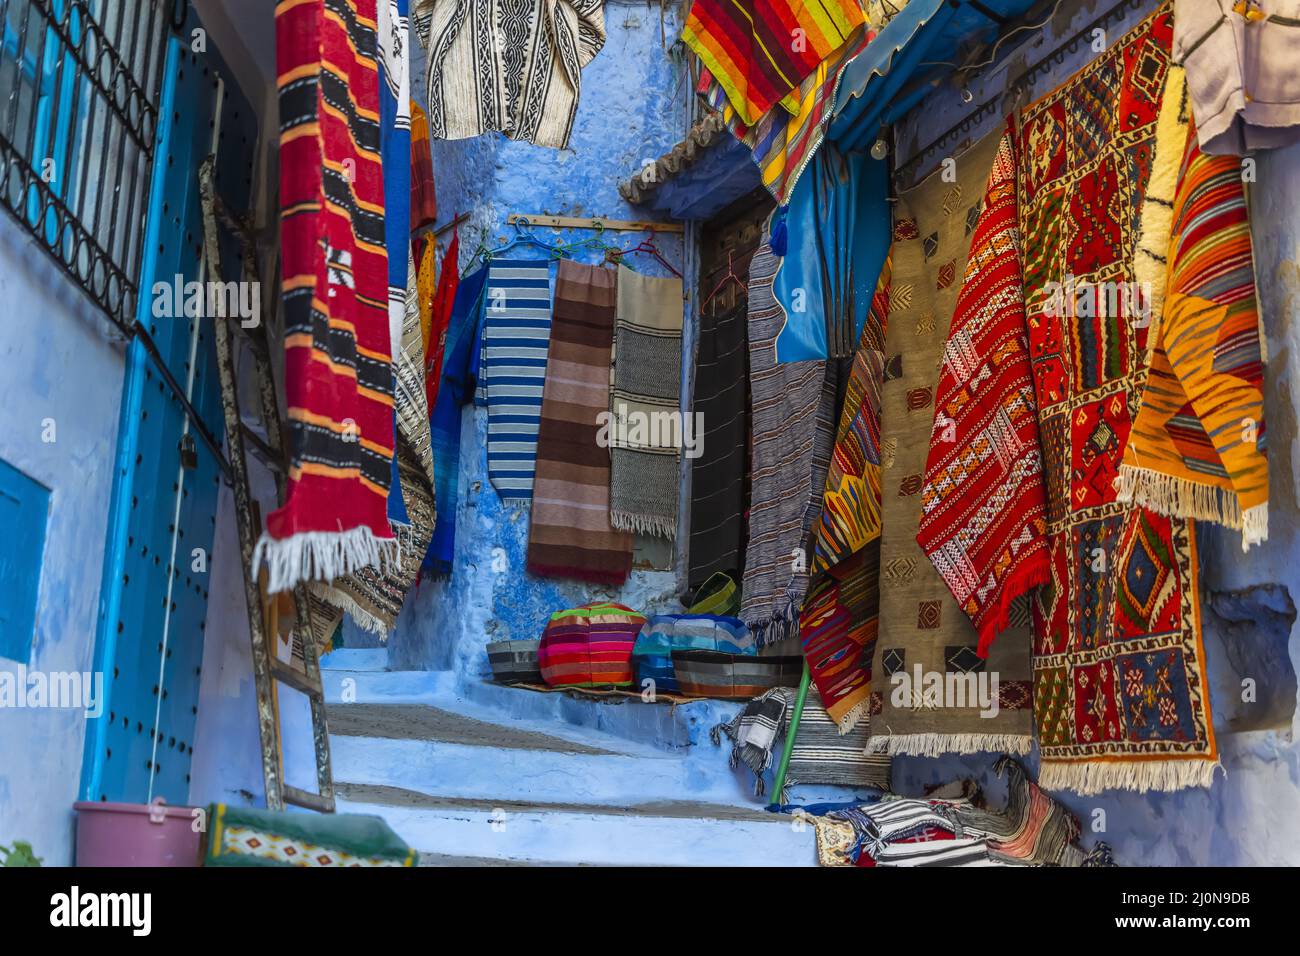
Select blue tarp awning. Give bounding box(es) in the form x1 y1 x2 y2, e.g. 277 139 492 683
829 0 1045 150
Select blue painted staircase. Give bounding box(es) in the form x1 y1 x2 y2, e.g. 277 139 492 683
318 648 820 866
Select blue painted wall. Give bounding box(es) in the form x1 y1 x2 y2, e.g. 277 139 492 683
387 1 696 680
0 215 124 864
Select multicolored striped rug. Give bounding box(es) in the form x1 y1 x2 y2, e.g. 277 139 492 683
682 0 867 127
527 261 632 584
478 258 554 501
258 0 397 593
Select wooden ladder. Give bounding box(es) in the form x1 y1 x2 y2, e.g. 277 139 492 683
198 156 336 813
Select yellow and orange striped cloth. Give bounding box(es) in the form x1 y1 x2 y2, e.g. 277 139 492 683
1118 78 1267 550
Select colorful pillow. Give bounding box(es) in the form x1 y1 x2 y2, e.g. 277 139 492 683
631 613 754 693
486 639 543 685
672 650 803 699
537 602 647 689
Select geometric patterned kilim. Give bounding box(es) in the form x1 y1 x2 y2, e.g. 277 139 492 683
1016 4 1216 793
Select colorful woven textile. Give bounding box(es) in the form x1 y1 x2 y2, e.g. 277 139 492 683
947 757 1093 867
409 99 437 231
688 302 748 588
314 438 434 635
1015 6 1217 792
739 242 838 642
918 122 1049 655
800 545 877 732
258 0 397 593
412 0 606 149
787 689 892 792
869 129 1034 758
378 0 411 358
631 613 754 694
710 687 795 796
674 651 801 700
204 804 415 867
423 264 490 576
487 639 543 684
399 250 435 488
425 232 460 417
682 0 867 128
527 261 632 584
479 258 553 501
314 271 436 635
537 602 647 689
1117 98 1267 549
688 571 742 617
698 26 874 207
812 255 888 573
609 266 684 538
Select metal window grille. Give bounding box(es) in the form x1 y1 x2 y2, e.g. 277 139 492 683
0 0 175 328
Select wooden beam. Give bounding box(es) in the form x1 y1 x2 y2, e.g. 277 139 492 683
507 213 684 234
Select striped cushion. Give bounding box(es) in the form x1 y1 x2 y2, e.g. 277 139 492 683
486 639 543 685
538 602 647 689
788 691 891 791
632 613 754 693
671 651 802 699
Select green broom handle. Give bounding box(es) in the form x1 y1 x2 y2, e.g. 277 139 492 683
770 659 812 806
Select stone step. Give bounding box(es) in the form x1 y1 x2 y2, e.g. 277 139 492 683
327 703 618 755
337 786 816 867
328 734 752 808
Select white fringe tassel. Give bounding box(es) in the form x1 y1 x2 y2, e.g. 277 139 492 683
1039 757 1220 796
1115 465 1268 550
835 699 869 736
864 732 1034 757
610 510 677 540
253 526 402 594
310 583 392 638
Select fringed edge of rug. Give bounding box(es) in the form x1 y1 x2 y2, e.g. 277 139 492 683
1116 464 1267 549
253 526 402 594
310 582 394 638
1133 62 1187 364
610 510 677 539
864 732 1034 757
827 696 870 736
743 603 801 648
975 555 1051 658
1038 756 1220 796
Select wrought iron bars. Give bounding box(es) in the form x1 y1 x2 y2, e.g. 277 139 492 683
0 0 171 327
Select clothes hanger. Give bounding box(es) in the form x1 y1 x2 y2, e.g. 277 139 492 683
701 249 747 313
474 217 571 264
607 229 683 278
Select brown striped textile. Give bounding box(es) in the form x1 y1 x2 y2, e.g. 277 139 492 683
526 261 633 584
671 651 803 699
739 241 840 643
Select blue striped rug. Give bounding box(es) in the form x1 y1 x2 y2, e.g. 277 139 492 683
477 258 554 500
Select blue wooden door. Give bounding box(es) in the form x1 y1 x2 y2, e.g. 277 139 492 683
80 20 258 805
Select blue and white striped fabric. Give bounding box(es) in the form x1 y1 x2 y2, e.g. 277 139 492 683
477 258 554 500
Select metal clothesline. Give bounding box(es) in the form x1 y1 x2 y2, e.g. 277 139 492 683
894 0 1147 185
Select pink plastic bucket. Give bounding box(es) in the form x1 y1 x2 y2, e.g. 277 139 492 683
73 800 203 867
